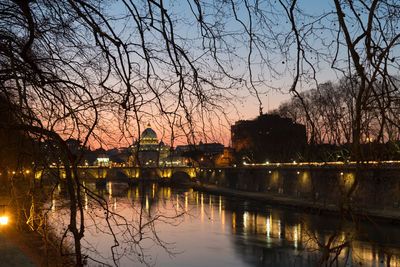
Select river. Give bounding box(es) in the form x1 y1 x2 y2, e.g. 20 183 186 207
49 182 400 266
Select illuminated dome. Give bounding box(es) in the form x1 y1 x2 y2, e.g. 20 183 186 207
140 123 158 146
129 123 171 166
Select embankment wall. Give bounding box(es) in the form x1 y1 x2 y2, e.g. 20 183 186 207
197 166 400 210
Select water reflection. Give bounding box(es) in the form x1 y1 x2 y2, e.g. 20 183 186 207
226 201 400 266
49 183 400 266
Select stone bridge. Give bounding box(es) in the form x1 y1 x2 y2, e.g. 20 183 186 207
43 166 198 183
38 164 400 211
39 163 400 195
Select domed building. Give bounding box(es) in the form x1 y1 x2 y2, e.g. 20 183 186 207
130 123 170 166
139 123 159 149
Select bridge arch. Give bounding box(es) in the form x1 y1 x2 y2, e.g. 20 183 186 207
170 171 191 183
141 169 161 180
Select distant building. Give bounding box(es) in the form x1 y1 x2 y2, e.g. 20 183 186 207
197 142 225 155
215 148 235 167
113 147 130 165
159 155 188 166
130 123 170 166
231 114 306 163
176 141 224 156
94 154 110 167
175 141 225 167
175 144 196 154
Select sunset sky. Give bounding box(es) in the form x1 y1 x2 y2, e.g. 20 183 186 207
82 1 360 149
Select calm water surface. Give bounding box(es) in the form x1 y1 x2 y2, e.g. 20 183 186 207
49 182 400 266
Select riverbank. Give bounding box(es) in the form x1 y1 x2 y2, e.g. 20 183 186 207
0 227 36 266
0 223 73 267
191 182 400 223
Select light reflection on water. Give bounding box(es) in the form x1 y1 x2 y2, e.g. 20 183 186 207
50 182 400 266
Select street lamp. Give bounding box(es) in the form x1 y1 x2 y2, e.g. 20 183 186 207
0 216 8 225
0 205 8 226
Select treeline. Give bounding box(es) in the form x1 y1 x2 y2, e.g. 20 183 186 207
275 77 400 161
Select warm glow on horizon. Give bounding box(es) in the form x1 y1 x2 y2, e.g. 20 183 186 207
63 119 234 149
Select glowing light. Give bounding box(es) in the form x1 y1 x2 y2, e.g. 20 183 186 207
0 216 8 225
243 211 248 230
97 157 109 166
25 170 30 174
221 210 225 230
266 216 271 237
343 173 355 190
232 212 236 233
52 198 56 212
278 219 281 239
108 182 112 200
219 196 222 214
